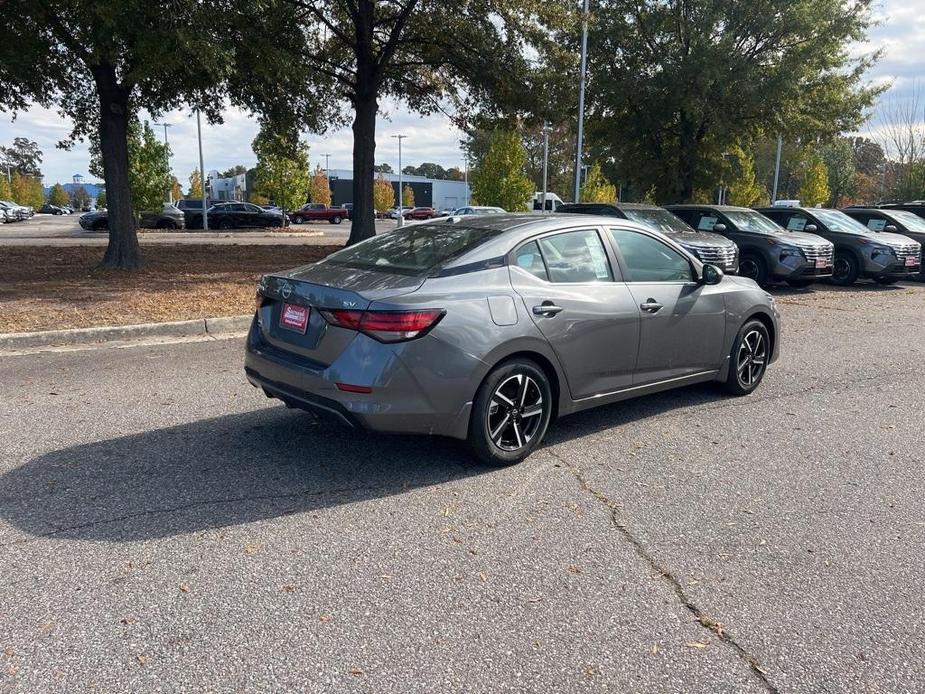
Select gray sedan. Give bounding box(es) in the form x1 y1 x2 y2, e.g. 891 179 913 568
245 215 780 465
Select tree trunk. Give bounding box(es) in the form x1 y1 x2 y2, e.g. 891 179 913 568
347 89 378 246
93 64 141 269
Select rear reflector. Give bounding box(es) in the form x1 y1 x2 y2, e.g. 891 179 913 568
336 383 373 394
320 308 444 342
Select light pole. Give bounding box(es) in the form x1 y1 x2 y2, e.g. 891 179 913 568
323 153 331 172
541 122 551 213
196 110 208 231
771 134 783 202
153 122 173 202
464 161 469 207
573 0 590 203
391 134 407 227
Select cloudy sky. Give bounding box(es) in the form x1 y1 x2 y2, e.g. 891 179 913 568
1 0 921 187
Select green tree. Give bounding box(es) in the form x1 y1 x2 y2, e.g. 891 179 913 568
800 155 831 207
0 1 236 268
126 120 170 215
0 176 10 200
238 0 571 245
402 184 415 208
48 183 70 207
373 173 395 213
0 138 43 177
470 130 534 211
586 0 882 202
169 176 182 202
726 145 767 207
580 162 617 203
11 173 44 208
95 189 107 208
373 163 394 174
220 164 248 178
252 124 310 220
445 167 465 182
71 185 90 210
308 165 332 205
822 138 858 207
188 168 203 198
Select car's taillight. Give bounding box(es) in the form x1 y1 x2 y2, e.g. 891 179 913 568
320 309 444 342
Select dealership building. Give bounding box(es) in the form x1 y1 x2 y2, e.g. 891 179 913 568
326 169 470 210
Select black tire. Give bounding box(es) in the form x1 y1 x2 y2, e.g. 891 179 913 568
874 276 900 285
723 319 770 396
330 215 342 224
156 219 177 229
738 253 769 287
91 220 108 231
786 278 815 289
292 215 304 225
218 218 233 230
831 251 859 286
468 358 553 466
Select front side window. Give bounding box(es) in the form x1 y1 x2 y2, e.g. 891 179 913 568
610 228 693 283
537 230 613 283
784 213 809 231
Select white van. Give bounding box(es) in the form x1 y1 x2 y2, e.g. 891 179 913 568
532 192 565 212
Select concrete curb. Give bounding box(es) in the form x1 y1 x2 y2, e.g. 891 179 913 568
0 315 252 352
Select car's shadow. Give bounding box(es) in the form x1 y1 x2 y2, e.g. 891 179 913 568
0 385 726 543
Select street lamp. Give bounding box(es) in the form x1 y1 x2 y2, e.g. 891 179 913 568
323 153 331 172
391 134 407 227
541 122 551 213
573 0 590 203
196 110 208 231
153 121 173 202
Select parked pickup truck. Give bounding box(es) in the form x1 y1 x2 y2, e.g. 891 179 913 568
289 204 346 225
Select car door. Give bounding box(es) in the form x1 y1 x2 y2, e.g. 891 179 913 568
607 227 727 385
508 227 640 399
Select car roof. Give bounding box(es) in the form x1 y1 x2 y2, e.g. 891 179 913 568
666 204 754 212
559 202 660 211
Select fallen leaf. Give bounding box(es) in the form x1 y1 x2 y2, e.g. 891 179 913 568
3 648 14 658
479 572 488 582
527 597 543 603
136 655 147 665
120 617 138 625
244 543 261 555
686 641 709 649
349 667 364 676
651 644 659 655
179 583 191 593
568 565 582 575
319 614 332 622
281 585 295 593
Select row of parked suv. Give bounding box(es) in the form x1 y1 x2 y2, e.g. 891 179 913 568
0 200 35 222
554 201 924 287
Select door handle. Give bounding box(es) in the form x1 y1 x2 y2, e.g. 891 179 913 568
640 299 663 313
533 302 564 317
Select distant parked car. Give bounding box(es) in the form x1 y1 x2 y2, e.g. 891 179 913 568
78 209 109 231
290 203 346 225
340 203 353 219
756 203 921 285
667 204 833 287
841 207 925 281
1 207 13 223
0 200 30 220
140 203 186 230
556 202 740 275
176 198 214 227
40 204 65 215
403 206 438 220
452 206 506 216
188 202 284 230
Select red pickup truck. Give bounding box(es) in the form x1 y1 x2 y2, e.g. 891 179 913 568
289 204 346 225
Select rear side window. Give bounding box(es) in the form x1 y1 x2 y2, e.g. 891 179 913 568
325 224 501 276
538 230 613 283
610 228 693 282
513 241 548 280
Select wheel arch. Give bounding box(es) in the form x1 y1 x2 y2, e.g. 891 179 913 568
744 310 777 361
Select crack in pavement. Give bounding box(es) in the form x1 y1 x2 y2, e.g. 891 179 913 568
546 448 779 693
0 482 395 549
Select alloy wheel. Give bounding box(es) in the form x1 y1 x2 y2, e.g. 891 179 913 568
736 329 767 387
486 374 545 452
739 258 760 281
833 257 850 282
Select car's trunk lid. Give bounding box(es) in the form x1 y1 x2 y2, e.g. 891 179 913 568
255 262 425 367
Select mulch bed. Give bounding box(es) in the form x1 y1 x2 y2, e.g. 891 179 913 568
0 245 341 333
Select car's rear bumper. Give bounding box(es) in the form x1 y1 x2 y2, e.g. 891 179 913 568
244 317 472 439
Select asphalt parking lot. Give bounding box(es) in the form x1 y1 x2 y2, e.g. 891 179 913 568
1 281 924 692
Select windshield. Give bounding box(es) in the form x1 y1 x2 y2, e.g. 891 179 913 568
324 223 502 276
812 209 875 235
622 208 693 235
886 210 925 232
724 210 784 234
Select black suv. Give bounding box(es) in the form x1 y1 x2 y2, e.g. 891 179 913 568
756 205 921 285
841 207 925 281
667 205 834 287
188 202 284 230
556 203 739 274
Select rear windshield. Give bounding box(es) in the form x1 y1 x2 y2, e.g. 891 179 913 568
324 224 502 276
622 208 693 235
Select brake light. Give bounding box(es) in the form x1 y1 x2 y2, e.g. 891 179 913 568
320 308 444 342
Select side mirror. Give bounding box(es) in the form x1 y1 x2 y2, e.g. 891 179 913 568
712 223 727 233
885 225 898 233
804 224 818 233
700 263 724 285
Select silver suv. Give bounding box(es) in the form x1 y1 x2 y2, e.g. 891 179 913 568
556 203 740 274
